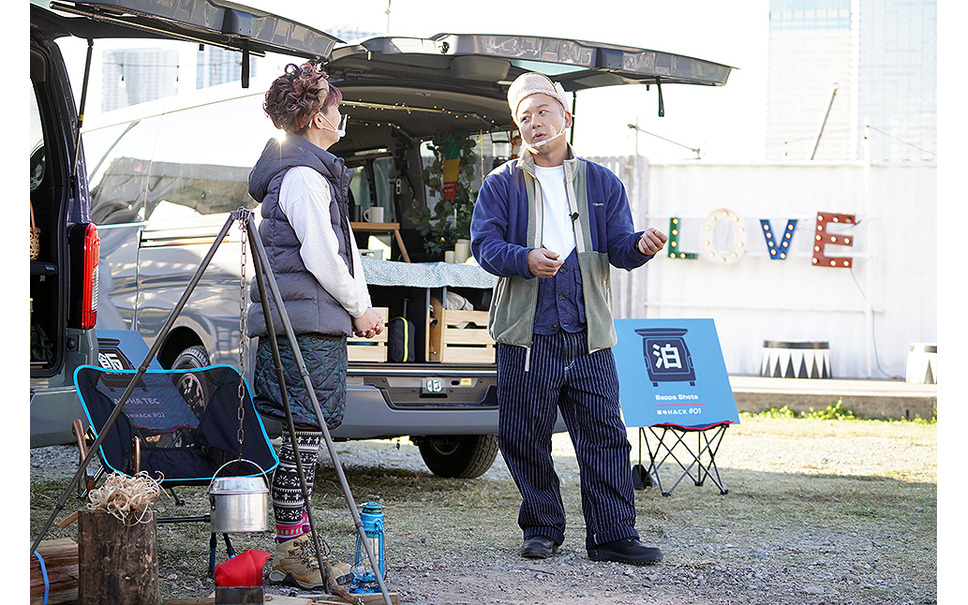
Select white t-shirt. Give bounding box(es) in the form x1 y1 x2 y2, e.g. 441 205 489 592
278 166 371 318
534 164 577 258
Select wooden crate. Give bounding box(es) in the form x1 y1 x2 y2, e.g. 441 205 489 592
428 297 495 363
347 307 388 362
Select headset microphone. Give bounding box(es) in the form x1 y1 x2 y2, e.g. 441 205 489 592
525 127 566 153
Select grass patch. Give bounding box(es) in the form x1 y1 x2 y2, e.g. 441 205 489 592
743 399 936 423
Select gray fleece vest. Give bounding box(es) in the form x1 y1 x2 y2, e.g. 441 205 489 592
246 137 355 338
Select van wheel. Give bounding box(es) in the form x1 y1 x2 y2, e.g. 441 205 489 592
415 434 499 479
171 345 211 415
172 345 210 369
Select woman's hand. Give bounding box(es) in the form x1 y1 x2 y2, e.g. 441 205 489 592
353 307 384 339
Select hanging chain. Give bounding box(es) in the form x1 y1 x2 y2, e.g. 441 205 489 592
237 210 248 455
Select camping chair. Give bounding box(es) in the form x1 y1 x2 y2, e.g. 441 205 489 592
631 421 731 497
72 364 279 575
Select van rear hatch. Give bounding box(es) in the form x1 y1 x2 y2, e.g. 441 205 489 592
35 0 341 61
327 33 734 145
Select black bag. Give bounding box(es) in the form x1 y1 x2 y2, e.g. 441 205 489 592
388 317 415 362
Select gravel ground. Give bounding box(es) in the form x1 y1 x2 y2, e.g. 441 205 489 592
30 416 938 605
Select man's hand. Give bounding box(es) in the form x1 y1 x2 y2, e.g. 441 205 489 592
353 307 384 339
637 227 669 256
527 248 564 278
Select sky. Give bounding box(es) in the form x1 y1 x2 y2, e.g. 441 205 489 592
242 0 771 162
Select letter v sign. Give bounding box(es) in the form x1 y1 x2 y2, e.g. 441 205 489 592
759 219 798 260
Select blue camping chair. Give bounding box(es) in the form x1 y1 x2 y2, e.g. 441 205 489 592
73 364 279 574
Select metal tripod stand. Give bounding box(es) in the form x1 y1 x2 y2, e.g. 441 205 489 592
31 208 393 605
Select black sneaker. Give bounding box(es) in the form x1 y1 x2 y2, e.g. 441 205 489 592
520 536 559 559
587 538 662 565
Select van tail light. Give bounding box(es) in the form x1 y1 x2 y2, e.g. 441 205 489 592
68 223 99 330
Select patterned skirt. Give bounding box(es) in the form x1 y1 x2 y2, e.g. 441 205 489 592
252 333 347 430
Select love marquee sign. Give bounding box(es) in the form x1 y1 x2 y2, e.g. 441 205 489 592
666 210 856 269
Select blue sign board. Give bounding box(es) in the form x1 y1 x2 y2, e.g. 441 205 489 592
613 318 739 429
96 329 164 371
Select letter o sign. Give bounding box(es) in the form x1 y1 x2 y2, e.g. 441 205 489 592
699 208 747 265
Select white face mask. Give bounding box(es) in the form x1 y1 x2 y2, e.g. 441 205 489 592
318 111 347 138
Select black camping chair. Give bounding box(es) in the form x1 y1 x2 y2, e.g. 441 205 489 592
73 364 279 575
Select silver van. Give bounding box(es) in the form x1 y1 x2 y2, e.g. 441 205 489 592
33 0 733 478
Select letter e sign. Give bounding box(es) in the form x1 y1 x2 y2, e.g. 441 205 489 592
812 212 855 268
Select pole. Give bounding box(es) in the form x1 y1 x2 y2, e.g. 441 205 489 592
862 117 874 376
627 123 700 159
247 217 354 598
245 217 394 605
810 83 839 160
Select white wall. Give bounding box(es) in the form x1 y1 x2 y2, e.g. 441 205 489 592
594 157 937 379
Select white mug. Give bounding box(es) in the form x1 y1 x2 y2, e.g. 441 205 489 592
363 207 384 222
454 239 470 264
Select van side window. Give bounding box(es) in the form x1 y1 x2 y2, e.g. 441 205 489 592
85 91 270 224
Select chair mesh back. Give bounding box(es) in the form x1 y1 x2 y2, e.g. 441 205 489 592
75 365 278 485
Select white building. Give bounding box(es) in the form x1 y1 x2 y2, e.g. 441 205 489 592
598 156 937 380
765 0 937 161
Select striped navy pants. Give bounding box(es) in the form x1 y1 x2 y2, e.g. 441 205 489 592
496 330 639 550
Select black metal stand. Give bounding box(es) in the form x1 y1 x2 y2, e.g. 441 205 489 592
632 423 731 497
31 209 392 605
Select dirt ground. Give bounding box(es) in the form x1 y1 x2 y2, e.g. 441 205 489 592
30 415 937 604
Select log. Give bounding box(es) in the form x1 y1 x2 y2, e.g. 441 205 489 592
78 509 160 605
164 596 313 604
30 538 80 605
312 593 401 605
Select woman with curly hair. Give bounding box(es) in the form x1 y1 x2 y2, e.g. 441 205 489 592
246 62 383 590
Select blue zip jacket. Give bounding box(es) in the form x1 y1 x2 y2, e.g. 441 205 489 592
471 155 650 277
471 147 653 353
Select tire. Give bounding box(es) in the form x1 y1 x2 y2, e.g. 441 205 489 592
172 345 210 370
415 434 499 479
171 345 211 416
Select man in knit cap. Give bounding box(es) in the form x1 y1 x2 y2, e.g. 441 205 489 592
471 72 668 565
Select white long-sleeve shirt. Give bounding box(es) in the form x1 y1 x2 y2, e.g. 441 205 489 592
277 166 371 319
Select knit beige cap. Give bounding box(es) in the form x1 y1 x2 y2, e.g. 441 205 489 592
507 72 569 119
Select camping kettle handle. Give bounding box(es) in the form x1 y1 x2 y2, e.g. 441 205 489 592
208 458 270 492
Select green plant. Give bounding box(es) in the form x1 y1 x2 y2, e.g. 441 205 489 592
803 399 858 421
743 405 797 419
406 132 478 256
